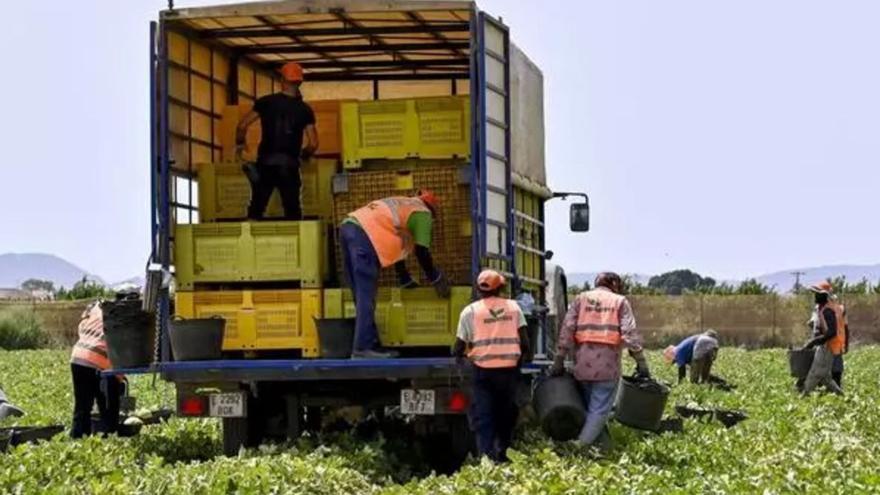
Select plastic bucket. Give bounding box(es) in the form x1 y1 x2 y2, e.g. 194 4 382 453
169 317 225 361
102 299 155 369
533 374 586 441
788 348 814 379
315 318 355 358
615 376 670 432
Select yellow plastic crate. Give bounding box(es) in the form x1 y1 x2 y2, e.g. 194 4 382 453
197 158 337 222
174 221 326 289
175 289 321 355
323 287 472 347
341 96 471 168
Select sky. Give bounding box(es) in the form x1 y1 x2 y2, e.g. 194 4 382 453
1 0 878 283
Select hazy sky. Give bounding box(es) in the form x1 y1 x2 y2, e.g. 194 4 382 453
1 0 878 282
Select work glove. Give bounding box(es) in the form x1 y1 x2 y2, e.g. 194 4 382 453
548 355 566 377
632 350 651 378
432 271 451 299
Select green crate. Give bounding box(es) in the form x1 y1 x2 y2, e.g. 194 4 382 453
323 286 472 347
174 221 326 289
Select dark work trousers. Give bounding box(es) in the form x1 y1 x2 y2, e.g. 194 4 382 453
248 161 302 220
340 223 381 351
470 366 520 462
71 364 121 438
832 354 844 389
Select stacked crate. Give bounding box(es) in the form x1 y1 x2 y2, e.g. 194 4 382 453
172 101 345 357
332 96 474 347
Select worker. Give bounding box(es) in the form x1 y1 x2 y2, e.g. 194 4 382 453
70 301 122 437
0 387 24 420
801 281 845 396
452 269 529 463
667 330 720 384
340 190 450 359
236 61 319 220
550 272 650 449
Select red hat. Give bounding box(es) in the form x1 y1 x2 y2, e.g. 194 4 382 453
280 62 304 82
808 280 833 294
417 189 440 211
477 269 506 291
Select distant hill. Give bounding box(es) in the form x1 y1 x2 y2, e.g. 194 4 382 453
0 253 103 289
566 272 651 288
755 264 880 293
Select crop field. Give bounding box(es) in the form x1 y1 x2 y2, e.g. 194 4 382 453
1 348 878 494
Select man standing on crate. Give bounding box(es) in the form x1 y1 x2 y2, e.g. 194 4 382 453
550 272 650 450
236 61 319 220
70 301 122 438
341 190 451 359
801 281 845 396
452 269 529 463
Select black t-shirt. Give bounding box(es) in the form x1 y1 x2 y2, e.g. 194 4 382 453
253 93 315 162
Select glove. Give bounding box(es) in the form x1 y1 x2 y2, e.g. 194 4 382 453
432 272 451 299
632 350 651 378
548 356 565 377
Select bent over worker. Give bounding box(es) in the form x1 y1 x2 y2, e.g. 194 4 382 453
667 330 720 384
551 272 649 448
453 270 529 463
802 281 845 396
70 301 122 438
237 61 319 220
340 190 450 359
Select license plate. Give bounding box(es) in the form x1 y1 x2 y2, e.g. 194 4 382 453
400 389 435 415
209 393 245 418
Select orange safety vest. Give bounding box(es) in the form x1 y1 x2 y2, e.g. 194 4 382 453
467 297 522 369
70 303 111 370
349 197 431 268
574 289 625 346
820 301 846 355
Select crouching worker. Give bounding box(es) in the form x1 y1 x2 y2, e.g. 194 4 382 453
666 330 720 384
70 301 122 438
550 272 649 449
453 270 530 463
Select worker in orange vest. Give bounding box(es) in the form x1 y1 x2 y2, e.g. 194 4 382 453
550 272 650 448
340 190 450 358
801 281 845 396
453 269 529 462
70 301 122 437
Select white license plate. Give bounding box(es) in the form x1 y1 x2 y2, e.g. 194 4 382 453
209 393 245 417
400 389 435 415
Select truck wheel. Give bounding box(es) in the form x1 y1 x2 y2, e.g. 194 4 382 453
222 417 249 456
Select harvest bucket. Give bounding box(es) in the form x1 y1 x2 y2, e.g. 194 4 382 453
533 373 586 441
788 348 814 379
169 317 225 361
102 299 155 369
315 318 355 358
615 376 670 432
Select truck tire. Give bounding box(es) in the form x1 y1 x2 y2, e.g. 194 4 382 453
222 417 249 456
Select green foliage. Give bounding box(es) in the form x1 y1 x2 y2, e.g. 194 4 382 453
19 279 55 293
734 278 774 295
648 269 716 295
2 349 880 493
56 277 113 301
0 308 50 350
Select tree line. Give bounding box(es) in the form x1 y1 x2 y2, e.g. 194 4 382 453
20 277 115 301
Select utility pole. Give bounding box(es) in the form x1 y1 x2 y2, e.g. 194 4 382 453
791 271 806 293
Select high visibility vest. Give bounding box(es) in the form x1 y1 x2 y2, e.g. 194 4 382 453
574 289 625 346
349 197 430 268
821 301 846 355
70 303 111 370
467 297 522 369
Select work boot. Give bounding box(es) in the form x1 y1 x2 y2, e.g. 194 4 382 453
351 348 399 359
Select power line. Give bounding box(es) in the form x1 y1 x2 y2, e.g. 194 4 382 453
791 271 806 292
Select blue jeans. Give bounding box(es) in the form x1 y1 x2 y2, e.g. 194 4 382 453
578 380 618 445
340 223 381 351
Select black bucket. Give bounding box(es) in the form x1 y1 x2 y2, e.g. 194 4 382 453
169 317 225 361
102 299 155 369
533 374 586 441
315 318 355 358
615 376 670 432
788 348 814 379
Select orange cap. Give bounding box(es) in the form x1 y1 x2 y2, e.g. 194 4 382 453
477 269 506 292
417 189 440 211
280 62 304 82
809 280 833 294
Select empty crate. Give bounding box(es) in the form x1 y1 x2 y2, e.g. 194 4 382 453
174 221 326 289
175 289 321 355
323 287 472 347
341 96 471 168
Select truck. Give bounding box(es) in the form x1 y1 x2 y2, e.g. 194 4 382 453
133 0 589 468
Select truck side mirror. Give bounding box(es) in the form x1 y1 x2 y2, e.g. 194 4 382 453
570 202 590 232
